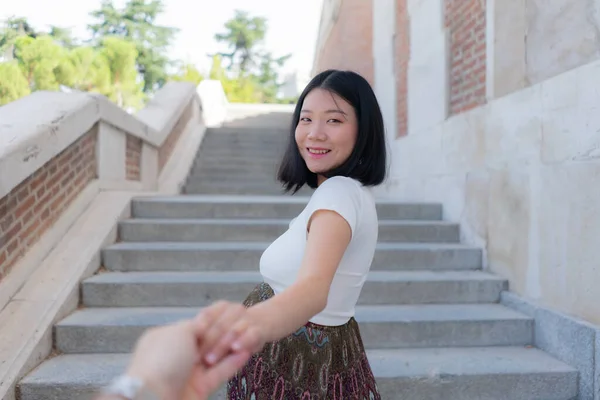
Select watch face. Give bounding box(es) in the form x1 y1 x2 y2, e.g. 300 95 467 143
105 375 159 399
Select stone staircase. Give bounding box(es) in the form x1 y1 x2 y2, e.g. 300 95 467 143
17 117 578 399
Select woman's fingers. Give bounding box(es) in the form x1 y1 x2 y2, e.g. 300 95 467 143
192 301 227 338
204 318 250 365
198 302 246 365
231 325 265 354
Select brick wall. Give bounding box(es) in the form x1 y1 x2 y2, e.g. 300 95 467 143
158 101 195 171
396 0 410 137
445 0 487 115
313 0 374 85
126 136 142 181
0 126 98 280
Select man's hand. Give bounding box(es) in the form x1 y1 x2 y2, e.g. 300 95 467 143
122 315 250 400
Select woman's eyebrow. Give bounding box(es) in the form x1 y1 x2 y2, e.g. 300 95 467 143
301 109 347 115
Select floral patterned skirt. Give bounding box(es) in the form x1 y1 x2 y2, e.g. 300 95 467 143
226 282 381 400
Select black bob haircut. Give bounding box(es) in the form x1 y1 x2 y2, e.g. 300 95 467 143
277 69 388 193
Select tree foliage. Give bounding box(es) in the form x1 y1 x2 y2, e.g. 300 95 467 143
99 36 144 108
88 0 178 93
14 35 65 91
0 15 145 109
214 10 266 75
0 61 30 105
65 46 111 92
212 10 291 104
0 6 293 107
169 62 204 85
209 55 259 103
0 2 185 108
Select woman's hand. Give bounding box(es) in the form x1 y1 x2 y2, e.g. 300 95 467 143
197 301 267 367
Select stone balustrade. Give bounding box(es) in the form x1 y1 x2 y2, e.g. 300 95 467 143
0 80 228 303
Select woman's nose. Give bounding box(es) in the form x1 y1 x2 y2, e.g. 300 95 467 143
307 127 326 140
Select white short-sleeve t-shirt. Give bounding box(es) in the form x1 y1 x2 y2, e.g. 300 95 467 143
259 176 379 326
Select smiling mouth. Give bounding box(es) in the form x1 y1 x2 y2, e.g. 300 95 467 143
307 148 331 155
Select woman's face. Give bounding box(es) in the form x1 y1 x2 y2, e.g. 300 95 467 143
295 88 358 183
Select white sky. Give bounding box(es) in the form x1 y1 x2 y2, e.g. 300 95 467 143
0 0 324 77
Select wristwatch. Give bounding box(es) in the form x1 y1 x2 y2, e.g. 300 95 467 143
103 375 160 399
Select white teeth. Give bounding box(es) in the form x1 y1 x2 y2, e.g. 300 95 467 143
308 148 330 154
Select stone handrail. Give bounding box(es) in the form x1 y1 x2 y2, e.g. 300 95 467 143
0 81 199 199
0 80 233 292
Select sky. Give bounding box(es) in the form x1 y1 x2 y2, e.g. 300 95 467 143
0 0 324 78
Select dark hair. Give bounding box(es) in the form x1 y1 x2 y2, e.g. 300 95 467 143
277 69 387 193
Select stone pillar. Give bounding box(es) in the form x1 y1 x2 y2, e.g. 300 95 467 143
96 122 126 181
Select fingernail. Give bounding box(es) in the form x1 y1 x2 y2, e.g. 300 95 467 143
206 353 216 364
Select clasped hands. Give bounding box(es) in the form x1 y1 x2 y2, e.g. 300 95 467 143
126 301 267 400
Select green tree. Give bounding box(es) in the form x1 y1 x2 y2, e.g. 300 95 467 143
212 11 291 103
65 46 111 93
89 0 178 93
0 16 38 60
14 35 64 90
208 54 226 81
208 54 259 103
99 36 144 108
255 52 291 103
214 10 266 75
0 61 30 105
49 26 77 49
169 62 203 85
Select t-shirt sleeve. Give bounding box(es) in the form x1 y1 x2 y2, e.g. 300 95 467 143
305 177 361 236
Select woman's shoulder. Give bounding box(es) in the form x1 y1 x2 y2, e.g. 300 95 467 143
315 176 364 194
308 176 368 214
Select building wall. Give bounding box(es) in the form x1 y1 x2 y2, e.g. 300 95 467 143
313 0 600 324
489 0 600 99
395 0 409 136
312 0 374 85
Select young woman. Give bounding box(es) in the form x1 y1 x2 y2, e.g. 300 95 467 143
198 69 387 399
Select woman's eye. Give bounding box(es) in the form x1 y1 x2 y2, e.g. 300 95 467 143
300 117 311 122
328 119 341 123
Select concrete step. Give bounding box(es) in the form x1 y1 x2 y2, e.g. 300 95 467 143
17 347 578 400
53 304 532 353
190 163 278 176
200 133 287 143
183 182 310 195
192 155 281 165
185 177 285 190
131 195 442 220
187 174 281 186
203 126 289 135
102 242 482 272
195 147 284 157
189 164 279 176
81 270 506 307
200 133 286 144
221 119 291 129
118 218 460 243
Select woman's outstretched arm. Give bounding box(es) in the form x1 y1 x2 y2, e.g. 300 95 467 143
200 208 352 364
